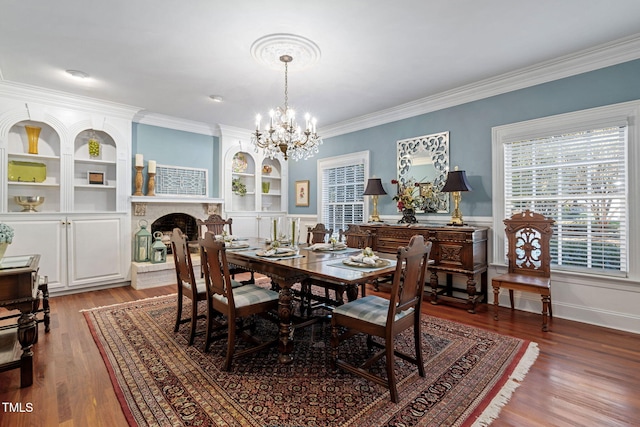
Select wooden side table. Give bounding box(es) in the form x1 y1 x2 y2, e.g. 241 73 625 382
0 254 40 388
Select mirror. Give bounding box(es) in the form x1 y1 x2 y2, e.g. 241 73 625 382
397 131 449 213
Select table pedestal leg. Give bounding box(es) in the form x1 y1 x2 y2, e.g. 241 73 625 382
277 286 294 364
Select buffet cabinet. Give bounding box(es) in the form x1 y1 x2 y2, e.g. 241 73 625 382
360 224 488 313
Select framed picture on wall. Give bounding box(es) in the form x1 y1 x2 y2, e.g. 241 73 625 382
295 180 310 207
87 171 105 185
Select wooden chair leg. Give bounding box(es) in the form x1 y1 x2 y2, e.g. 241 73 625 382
509 289 515 309
224 322 236 371
414 317 425 377
188 298 198 345
174 295 183 332
541 294 551 332
385 342 398 403
493 286 500 320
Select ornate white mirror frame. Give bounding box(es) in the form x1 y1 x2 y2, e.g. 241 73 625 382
397 131 449 213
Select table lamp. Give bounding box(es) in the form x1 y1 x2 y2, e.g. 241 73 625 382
363 178 387 222
441 167 473 226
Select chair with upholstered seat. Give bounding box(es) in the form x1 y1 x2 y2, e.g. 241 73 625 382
307 223 333 244
331 235 432 403
196 214 254 283
170 228 207 345
492 209 555 331
199 233 279 370
300 224 373 316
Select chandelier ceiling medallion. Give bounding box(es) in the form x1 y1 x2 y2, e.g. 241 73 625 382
250 34 322 161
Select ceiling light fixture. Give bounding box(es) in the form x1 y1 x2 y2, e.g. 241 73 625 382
209 95 223 103
252 55 322 161
65 69 89 79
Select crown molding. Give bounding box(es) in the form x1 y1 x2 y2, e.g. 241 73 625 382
0 80 140 120
133 111 220 137
321 33 640 139
218 124 252 140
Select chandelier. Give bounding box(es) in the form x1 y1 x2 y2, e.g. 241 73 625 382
251 55 322 161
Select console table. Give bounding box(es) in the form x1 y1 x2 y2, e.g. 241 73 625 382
0 254 40 388
360 224 488 313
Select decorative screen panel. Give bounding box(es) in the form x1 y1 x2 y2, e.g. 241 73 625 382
155 165 208 197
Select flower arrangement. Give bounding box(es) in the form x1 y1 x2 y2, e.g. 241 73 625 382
232 178 247 196
0 223 14 244
391 179 423 211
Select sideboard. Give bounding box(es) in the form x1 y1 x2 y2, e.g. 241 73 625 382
359 224 488 313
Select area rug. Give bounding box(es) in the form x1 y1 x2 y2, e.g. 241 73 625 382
83 295 538 427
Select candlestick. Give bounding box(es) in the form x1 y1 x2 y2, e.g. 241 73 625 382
134 166 144 196
147 171 156 196
273 218 277 242
135 153 143 167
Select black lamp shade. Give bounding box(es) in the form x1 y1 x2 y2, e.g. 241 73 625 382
363 178 387 195
441 170 473 192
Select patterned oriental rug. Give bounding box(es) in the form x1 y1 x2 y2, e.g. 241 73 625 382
83 295 538 427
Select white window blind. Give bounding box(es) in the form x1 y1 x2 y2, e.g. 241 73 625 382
504 126 628 274
321 163 365 236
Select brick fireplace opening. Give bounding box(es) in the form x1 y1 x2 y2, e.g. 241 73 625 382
151 213 198 253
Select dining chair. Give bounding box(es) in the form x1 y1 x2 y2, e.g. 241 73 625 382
196 214 254 283
170 228 207 345
300 224 373 317
339 224 373 249
199 233 279 370
331 234 432 403
306 223 333 244
196 214 233 237
492 209 555 331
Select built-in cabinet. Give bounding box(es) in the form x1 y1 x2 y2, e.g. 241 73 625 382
220 126 288 238
2 214 126 292
0 86 137 293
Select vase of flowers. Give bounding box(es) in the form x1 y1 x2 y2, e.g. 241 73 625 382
391 179 422 224
0 223 15 260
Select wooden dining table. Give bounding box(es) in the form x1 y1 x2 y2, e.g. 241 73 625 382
224 239 398 364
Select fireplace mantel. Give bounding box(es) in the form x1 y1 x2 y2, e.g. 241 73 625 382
130 196 224 217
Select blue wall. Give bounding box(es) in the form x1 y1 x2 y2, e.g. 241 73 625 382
287 59 640 217
131 123 220 197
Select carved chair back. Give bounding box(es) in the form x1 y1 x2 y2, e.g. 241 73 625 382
307 223 333 244
504 210 555 279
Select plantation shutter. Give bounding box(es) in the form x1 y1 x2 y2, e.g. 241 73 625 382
504 125 628 275
321 163 365 236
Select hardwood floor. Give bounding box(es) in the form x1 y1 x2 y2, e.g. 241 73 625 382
1 282 638 426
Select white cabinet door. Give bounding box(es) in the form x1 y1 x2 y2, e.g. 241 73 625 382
67 214 126 287
2 213 127 293
2 216 66 292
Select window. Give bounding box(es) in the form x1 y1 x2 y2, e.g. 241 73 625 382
493 101 640 279
317 151 369 236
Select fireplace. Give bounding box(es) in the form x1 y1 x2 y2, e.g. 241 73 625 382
130 197 223 289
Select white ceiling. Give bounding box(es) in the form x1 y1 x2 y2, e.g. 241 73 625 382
2 0 640 134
